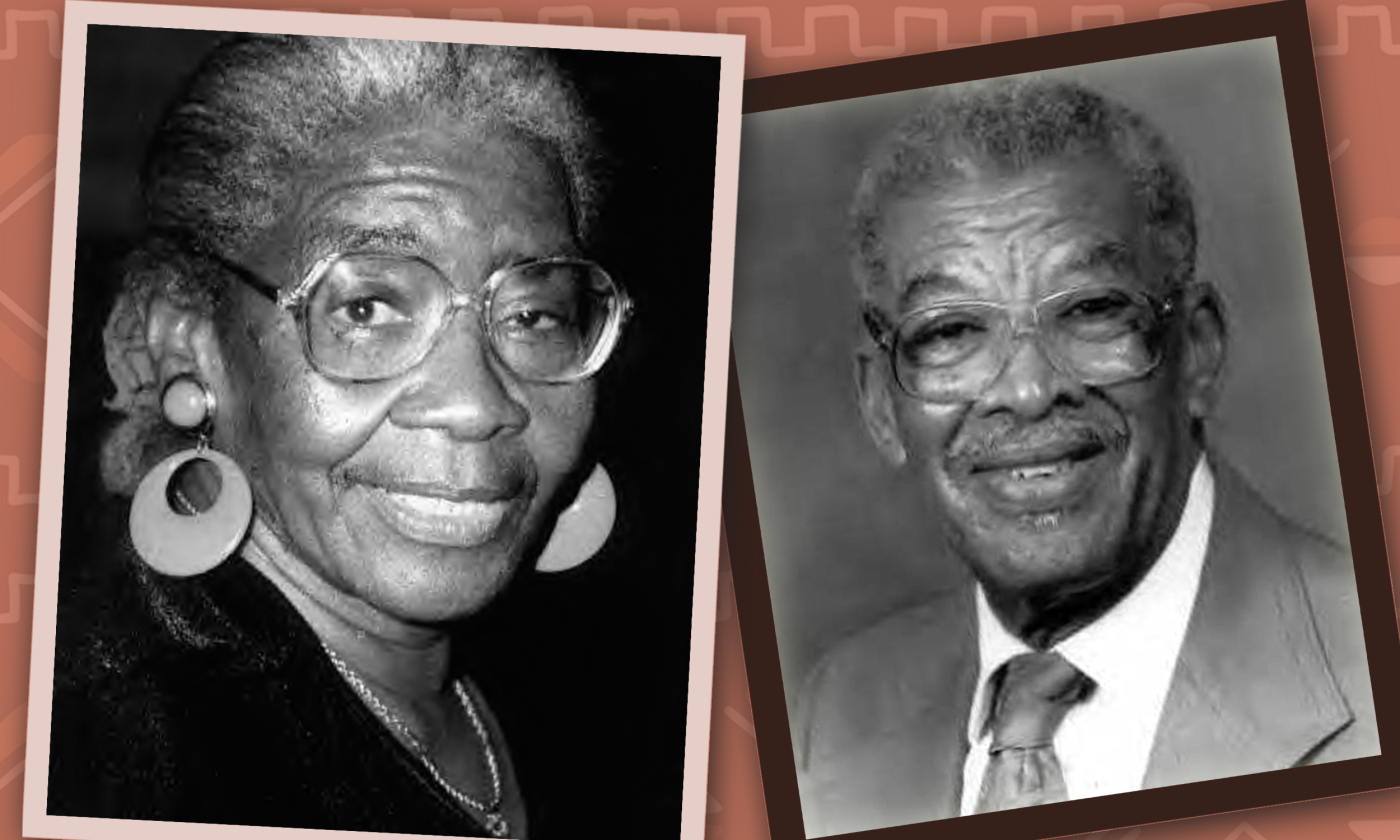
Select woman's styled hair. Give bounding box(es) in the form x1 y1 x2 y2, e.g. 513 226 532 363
101 36 602 494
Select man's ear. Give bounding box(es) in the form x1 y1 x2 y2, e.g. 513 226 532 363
854 350 908 467
1179 282 1227 423
144 297 226 394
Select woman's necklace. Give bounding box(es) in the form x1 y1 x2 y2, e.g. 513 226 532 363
322 645 510 838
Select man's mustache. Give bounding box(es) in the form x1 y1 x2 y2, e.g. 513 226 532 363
948 413 1129 468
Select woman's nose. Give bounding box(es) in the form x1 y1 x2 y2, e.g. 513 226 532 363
388 320 529 440
975 333 1084 419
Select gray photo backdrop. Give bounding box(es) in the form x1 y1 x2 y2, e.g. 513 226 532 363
731 38 1347 705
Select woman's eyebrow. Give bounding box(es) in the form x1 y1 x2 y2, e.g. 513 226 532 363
305 223 427 257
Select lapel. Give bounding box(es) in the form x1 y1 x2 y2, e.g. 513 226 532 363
1142 464 1354 788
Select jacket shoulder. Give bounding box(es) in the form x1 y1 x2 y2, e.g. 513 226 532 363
794 593 974 767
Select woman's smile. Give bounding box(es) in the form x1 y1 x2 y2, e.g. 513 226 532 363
361 481 527 548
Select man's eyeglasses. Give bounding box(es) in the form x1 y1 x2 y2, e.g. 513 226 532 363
863 285 1179 404
218 252 633 385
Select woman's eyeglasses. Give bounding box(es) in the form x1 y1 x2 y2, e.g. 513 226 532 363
863 285 1179 404
219 252 633 385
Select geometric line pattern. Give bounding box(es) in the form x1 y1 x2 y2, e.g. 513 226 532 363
1315 5 1400 56
1378 445 1400 496
539 5 595 24
723 705 756 737
0 574 34 623
435 1 1400 61
250 4 1400 60
0 9 61 60
447 7 506 20
0 458 37 506
716 5 974 57
0 759 22 792
0 290 46 339
627 7 680 28
251 2 1400 63
1222 823 1268 840
1349 821 1400 840
0 318 45 382
0 168 55 228
0 703 24 762
1072 5 1125 27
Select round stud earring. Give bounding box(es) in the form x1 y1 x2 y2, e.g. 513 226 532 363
162 374 214 429
128 375 253 577
536 464 616 573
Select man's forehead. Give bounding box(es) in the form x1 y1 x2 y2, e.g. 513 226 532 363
872 154 1155 297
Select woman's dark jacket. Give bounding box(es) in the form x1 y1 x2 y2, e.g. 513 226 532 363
47 474 692 838
48 537 497 836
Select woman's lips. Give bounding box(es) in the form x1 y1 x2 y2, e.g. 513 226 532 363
363 484 520 548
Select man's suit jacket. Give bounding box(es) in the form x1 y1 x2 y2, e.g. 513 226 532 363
793 464 1378 837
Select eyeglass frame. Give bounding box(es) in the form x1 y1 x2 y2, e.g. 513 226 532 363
861 283 1186 404
210 250 634 385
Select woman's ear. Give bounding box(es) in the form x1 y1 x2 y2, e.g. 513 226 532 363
144 297 226 392
855 350 908 467
1179 282 1227 423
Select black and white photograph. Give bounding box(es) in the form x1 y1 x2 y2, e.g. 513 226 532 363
725 4 1399 838
24 4 742 840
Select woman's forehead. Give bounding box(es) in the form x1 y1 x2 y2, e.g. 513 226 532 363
258 120 575 275
298 177 572 255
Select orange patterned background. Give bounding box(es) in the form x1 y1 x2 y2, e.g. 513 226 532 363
2 1 1399 839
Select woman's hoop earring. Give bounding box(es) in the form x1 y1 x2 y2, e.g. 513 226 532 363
129 375 253 577
536 464 616 572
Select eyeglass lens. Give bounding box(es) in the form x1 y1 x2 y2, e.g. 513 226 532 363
894 287 1163 402
304 255 624 383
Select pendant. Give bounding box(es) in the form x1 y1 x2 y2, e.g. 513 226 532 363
485 812 510 838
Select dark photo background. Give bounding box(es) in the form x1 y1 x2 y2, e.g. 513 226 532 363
61 25 719 838
730 38 1349 707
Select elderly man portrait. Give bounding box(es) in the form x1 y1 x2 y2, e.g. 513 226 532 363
732 50 1377 839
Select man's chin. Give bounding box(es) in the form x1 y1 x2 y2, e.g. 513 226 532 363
950 512 1120 594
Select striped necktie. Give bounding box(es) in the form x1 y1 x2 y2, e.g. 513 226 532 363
974 651 1096 814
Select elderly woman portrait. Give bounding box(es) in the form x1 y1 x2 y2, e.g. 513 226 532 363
48 26 719 838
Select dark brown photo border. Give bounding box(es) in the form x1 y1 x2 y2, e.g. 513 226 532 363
721 1 1400 837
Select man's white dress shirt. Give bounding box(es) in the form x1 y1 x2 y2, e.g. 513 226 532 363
959 458 1215 814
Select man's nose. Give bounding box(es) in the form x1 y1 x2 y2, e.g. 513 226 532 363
974 331 1084 419
388 320 529 440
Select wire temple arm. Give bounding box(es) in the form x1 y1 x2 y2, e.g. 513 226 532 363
144 227 286 305
205 251 284 304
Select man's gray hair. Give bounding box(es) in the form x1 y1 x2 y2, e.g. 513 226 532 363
849 78 1197 300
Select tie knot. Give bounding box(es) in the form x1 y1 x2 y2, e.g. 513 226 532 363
983 651 1095 753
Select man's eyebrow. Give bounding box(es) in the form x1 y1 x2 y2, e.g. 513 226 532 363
898 271 975 310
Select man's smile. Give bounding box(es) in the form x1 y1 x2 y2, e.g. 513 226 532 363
955 428 1121 515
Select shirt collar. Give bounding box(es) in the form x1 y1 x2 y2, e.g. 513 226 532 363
969 456 1215 736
